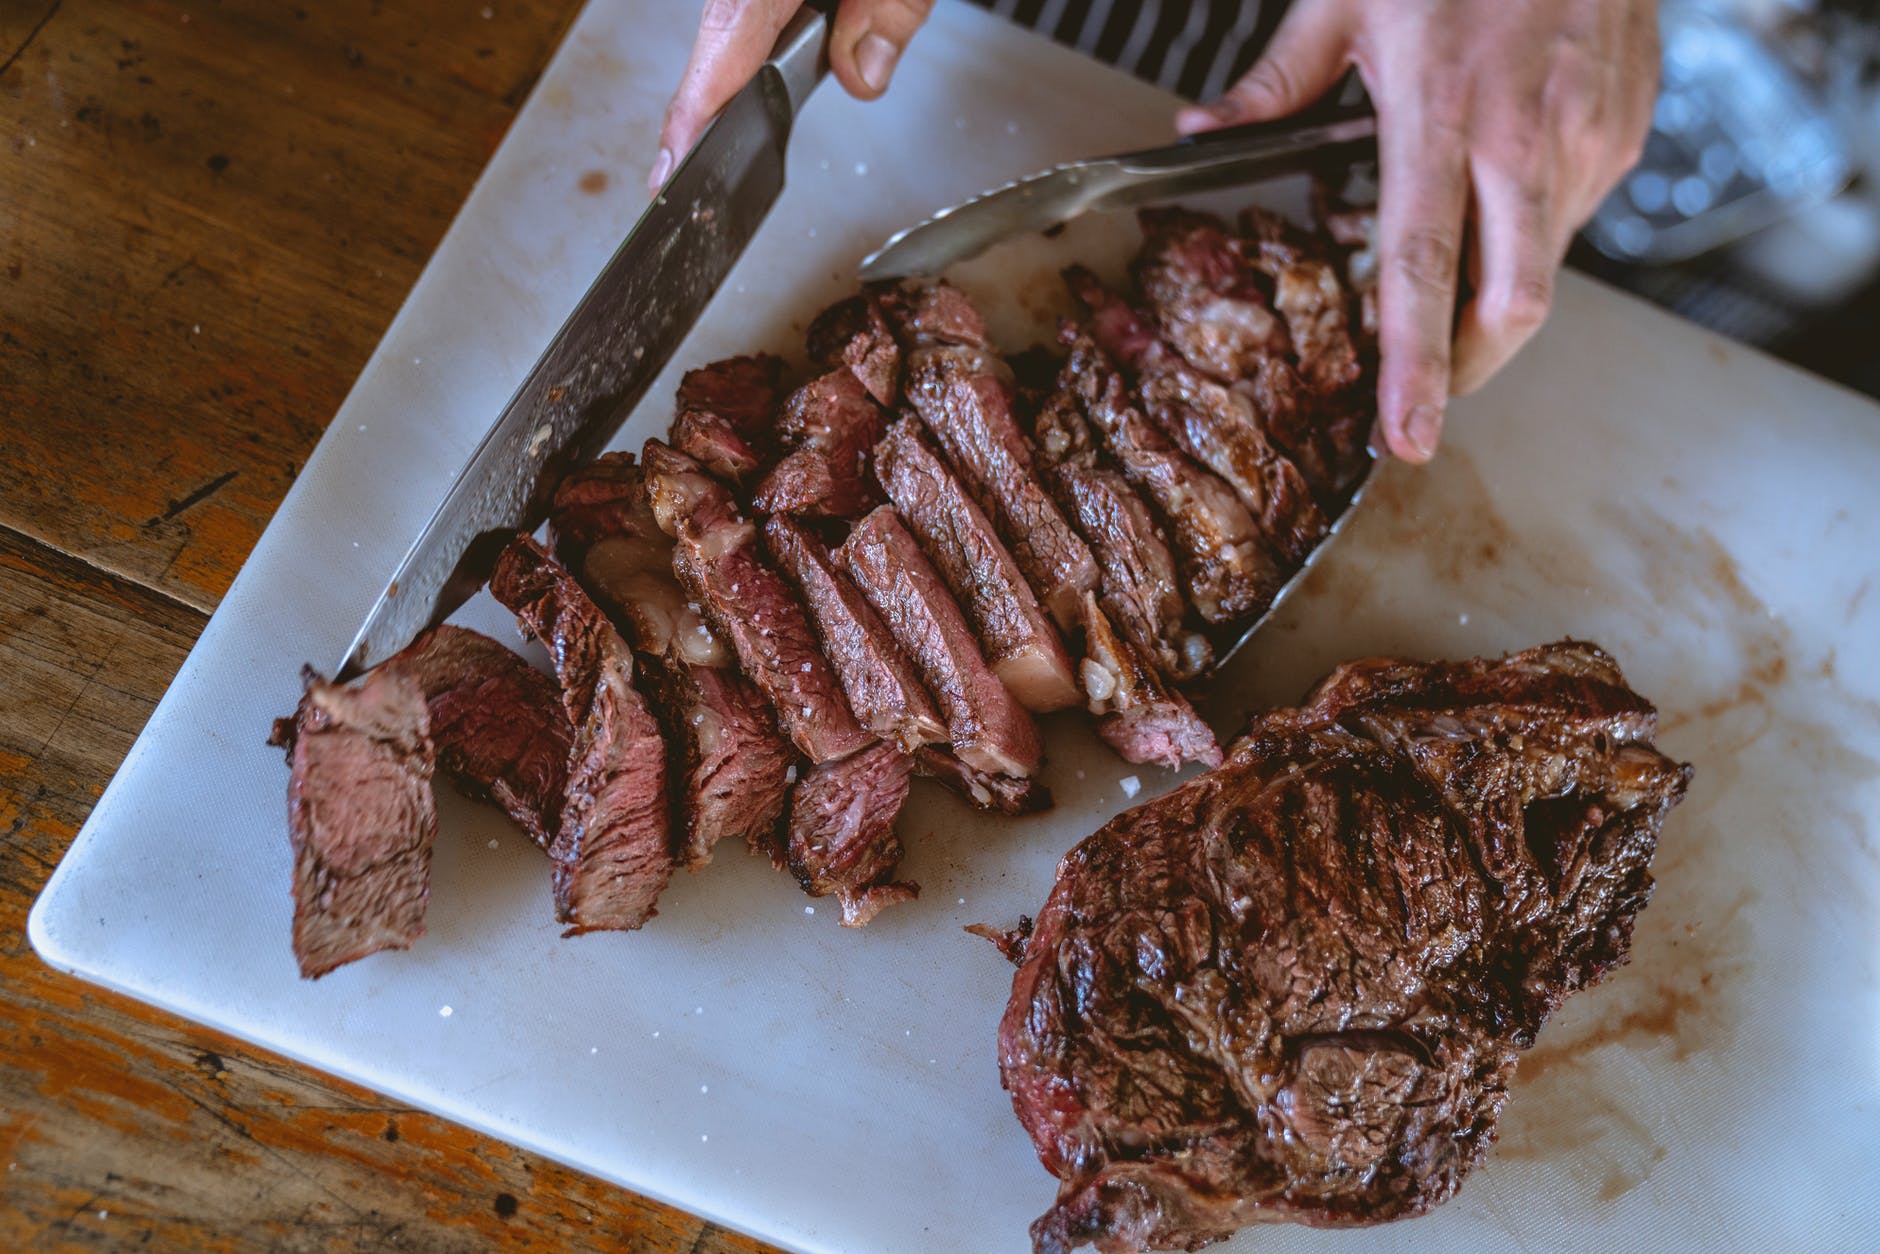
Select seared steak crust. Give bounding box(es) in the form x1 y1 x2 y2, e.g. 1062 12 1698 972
807 291 901 408
1001 642 1692 1252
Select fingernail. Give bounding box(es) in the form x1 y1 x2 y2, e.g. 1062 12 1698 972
1175 101 1234 133
647 147 673 194
856 32 899 93
1404 403 1443 461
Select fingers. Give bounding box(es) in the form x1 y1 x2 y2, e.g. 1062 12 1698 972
1372 77 1471 464
830 0 935 101
653 0 799 195
1450 154 1558 397
1176 0 1354 133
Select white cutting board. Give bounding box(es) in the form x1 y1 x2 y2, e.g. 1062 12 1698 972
31 2 1880 1251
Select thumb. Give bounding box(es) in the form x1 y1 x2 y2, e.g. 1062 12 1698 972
830 0 936 101
1176 0 1354 133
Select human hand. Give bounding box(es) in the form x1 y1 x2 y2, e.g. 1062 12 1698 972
1177 0 1659 463
653 0 936 194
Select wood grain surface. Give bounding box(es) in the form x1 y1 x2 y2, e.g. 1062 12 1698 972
1 3 774 1249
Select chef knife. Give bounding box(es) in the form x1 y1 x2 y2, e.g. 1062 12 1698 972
336 6 830 680
860 101 1376 281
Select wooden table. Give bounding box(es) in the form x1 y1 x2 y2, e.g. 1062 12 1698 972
0 3 771 1248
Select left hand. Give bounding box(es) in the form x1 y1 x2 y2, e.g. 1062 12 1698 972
1177 0 1660 463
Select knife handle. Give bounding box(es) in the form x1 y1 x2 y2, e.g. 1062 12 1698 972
761 6 833 128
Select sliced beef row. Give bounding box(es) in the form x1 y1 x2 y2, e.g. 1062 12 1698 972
643 439 872 766
551 454 794 867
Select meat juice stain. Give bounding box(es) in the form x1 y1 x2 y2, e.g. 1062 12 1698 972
577 169 608 196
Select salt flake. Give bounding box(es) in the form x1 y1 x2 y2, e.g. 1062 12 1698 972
1120 775 1141 798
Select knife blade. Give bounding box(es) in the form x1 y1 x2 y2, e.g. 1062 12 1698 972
335 8 829 679
860 103 1376 282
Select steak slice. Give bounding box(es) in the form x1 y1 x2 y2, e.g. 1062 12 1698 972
763 514 947 752
644 439 872 765
1031 382 1209 682
1134 365 1328 567
751 369 887 520
379 625 569 850
874 417 1081 713
490 535 673 933
676 353 785 438
273 669 436 979
913 746 1054 815
1133 207 1290 381
671 354 785 486
786 740 919 927
552 454 793 866
838 506 1042 778
892 283 1099 632
1077 595 1220 770
1052 315 1279 624
807 291 901 407
1239 205 1364 395
999 642 1692 1252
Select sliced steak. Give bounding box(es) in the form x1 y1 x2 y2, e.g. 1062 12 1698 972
552 454 792 866
913 746 1054 816
763 514 947 752
786 741 919 927
807 291 901 407
643 440 872 765
672 408 763 486
1077 595 1221 770
273 669 436 979
379 625 569 850
892 283 1099 632
1134 364 1328 566
1052 318 1279 624
489 535 673 933
670 354 785 486
751 369 886 520
1133 207 1289 381
676 353 785 439
1030 381 1209 682
1240 206 1360 363
874 417 1081 713
999 642 1692 1251
838 506 1042 779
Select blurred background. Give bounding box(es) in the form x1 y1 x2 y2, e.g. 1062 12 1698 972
1575 0 1880 397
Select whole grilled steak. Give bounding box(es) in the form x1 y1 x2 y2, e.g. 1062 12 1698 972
998 642 1692 1253
490 535 673 933
273 669 437 979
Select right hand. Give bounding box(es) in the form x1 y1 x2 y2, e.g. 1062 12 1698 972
652 0 937 195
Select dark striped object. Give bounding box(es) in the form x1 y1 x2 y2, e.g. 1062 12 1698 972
962 0 1282 101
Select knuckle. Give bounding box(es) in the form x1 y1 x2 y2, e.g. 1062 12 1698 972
1239 59 1299 109
1494 275 1554 336
1390 227 1461 295
699 0 748 35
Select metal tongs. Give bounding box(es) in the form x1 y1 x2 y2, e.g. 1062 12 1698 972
860 100 1376 280
863 98 1381 671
